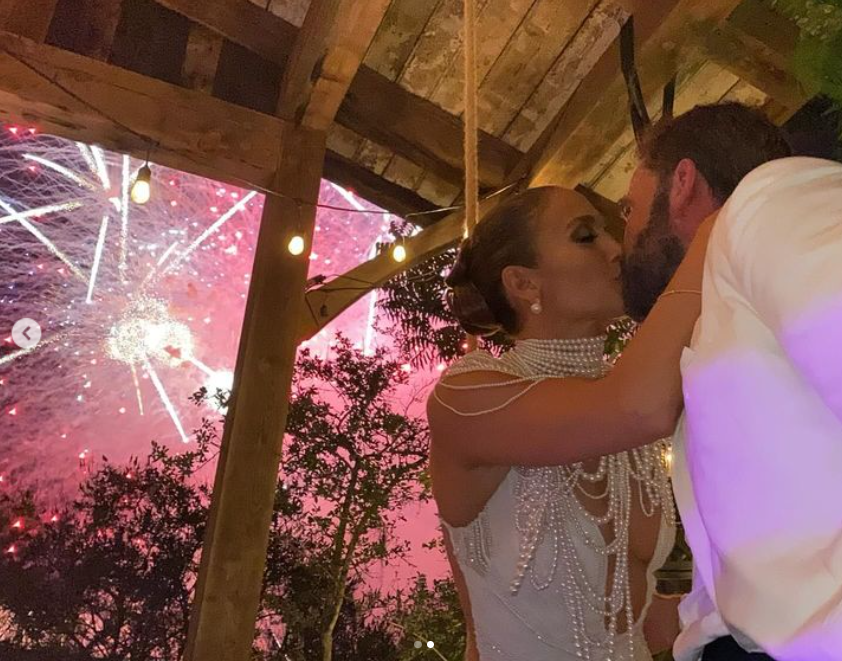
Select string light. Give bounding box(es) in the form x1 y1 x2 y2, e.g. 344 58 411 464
288 234 306 256
391 238 407 263
3 47 525 225
130 163 152 204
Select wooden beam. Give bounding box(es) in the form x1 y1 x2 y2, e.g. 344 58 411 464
154 0 296 65
278 0 392 130
150 0 521 189
299 194 509 340
186 125 327 661
338 67 522 189
182 23 223 93
525 0 745 188
0 0 57 43
323 151 438 221
0 30 287 193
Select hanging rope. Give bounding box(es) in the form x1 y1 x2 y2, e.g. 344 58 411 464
463 0 480 238
463 0 480 351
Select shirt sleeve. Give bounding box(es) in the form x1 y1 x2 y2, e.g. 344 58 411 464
716 157 842 424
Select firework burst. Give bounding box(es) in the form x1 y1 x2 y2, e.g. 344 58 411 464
0 129 392 493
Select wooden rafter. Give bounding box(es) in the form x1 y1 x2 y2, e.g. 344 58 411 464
278 0 391 130
0 30 287 192
0 29 434 221
524 0 747 188
298 194 510 341
150 0 521 189
323 151 438 221
338 67 521 189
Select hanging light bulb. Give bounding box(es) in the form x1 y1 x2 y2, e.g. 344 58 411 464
288 234 306 256
392 240 407 263
130 163 152 204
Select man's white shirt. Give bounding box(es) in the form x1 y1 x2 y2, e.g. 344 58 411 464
671 157 842 661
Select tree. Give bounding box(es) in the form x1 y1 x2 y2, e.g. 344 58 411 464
0 340 432 661
282 336 430 661
390 575 466 661
0 438 211 660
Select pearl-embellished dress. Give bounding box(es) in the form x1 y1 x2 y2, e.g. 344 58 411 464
436 337 676 661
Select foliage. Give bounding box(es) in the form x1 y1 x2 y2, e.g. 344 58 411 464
0 433 213 660
378 249 465 367
770 0 842 120
0 340 433 661
390 576 466 661
275 336 431 661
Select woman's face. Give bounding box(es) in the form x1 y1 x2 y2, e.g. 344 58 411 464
529 189 624 329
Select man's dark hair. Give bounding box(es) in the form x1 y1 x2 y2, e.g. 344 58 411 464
639 102 792 203
622 103 792 321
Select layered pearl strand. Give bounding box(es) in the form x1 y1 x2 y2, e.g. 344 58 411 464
438 337 675 660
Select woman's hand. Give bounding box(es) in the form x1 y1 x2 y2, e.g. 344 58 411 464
643 593 682 654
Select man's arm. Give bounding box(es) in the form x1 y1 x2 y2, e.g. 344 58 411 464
709 157 842 659
721 157 842 421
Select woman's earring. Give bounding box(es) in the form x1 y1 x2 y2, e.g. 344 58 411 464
530 300 543 315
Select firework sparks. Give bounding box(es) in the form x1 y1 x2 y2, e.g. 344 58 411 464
0 130 392 492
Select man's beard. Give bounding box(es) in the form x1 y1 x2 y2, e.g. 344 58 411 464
621 184 687 322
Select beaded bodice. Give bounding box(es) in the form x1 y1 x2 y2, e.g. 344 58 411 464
438 337 676 661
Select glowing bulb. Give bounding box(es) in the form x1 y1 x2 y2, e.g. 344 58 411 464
130 163 152 204
392 243 407 263
427 641 435 649
288 235 306 256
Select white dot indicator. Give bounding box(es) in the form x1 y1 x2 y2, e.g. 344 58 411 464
427 640 434 649
413 641 422 649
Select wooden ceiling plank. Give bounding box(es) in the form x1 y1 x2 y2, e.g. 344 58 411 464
524 0 747 188
696 19 808 121
503 1 625 152
477 0 598 137
154 0 296 64
363 0 441 81
427 0 535 116
181 23 223 93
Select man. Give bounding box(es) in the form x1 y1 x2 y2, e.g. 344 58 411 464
619 102 810 661
677 156 842 661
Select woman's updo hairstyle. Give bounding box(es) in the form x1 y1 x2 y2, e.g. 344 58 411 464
445 187 555 337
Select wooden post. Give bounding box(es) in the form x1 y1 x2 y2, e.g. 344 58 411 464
184 123 326 661
185 1 392 657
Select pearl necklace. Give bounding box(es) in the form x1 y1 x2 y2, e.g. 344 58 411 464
437 338 675 660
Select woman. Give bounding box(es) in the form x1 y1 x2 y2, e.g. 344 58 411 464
428 186 709 660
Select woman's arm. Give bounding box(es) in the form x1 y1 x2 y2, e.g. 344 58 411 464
643 593 682 654
428 214 714 468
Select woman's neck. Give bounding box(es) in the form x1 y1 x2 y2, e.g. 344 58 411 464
516 318 610 342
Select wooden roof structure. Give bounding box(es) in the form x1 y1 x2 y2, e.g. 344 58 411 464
0 0 806 214
0 1 812 659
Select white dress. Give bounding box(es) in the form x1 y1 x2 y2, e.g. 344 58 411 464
436 337 676 661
